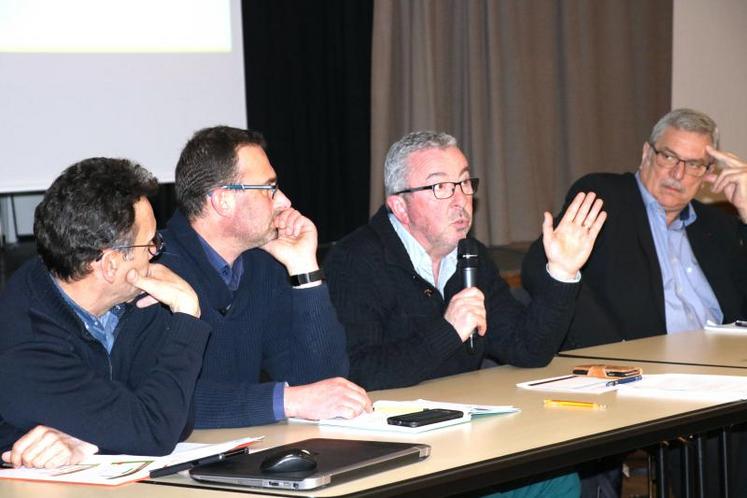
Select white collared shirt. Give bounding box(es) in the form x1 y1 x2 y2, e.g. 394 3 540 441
388 213 457 296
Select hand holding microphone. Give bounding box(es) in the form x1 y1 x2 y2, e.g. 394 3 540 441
444 239 486 352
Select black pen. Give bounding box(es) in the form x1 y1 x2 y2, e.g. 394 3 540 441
149 447 248 478
527 375 576 387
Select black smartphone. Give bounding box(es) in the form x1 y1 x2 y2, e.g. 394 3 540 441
386 408 464 428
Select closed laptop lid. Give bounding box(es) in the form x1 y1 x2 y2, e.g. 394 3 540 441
189 438 431 491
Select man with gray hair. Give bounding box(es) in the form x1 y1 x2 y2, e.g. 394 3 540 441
325 130 606 496
523 108 747 350
521 108 747 497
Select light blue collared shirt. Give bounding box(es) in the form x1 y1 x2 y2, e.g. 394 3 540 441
53 276 125 354
635 172 723 332
389 213 457 296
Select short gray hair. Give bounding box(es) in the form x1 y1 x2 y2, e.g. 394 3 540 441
384 131 458 196
649 108 719 148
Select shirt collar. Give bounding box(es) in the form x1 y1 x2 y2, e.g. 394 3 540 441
196 233 244 291
51 275 124 322
50 275 125 353
388 212 457 295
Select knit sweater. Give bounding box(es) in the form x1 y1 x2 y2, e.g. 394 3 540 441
324 206 579 391
0 258 211 455
159 210 349 428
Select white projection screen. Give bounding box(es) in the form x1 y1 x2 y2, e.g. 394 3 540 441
0 0 247 192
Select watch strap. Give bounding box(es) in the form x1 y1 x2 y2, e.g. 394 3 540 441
289 269 325 287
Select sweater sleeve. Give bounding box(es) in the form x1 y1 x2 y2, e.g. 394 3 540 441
483 252 578 366
325 243 463 391
193 270 349 429
0 310 210 456
193 378 280 428
262 283 350 385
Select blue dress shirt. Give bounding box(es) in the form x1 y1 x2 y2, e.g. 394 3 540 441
635 172 723 332
53 276 125 354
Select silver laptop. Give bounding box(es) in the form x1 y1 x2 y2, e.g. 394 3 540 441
189 438 431 491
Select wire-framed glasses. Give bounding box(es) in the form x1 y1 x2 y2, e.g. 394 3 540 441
649 143 713 177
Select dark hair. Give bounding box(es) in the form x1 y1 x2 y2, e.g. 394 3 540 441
175 126 267 220
34 157 158 281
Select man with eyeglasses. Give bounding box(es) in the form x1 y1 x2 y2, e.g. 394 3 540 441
326 130 604 389
324 130 604 496
523 108 747 351
157 126 371 429
522 111 747 498
0 158 210 467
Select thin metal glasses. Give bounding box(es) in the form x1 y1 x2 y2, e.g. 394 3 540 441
112 232 165 258
649 143 713 177
221 183 279 198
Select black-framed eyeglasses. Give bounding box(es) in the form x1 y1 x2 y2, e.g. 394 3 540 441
394 177 479 200
649 143 713 177
221 183 279 199
112 232 165 258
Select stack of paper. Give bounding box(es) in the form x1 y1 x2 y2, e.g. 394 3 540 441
617 373 747 402
290 399 519 433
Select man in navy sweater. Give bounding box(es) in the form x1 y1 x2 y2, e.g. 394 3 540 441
158 126 370 428
325 131 606 497
0 158 210 468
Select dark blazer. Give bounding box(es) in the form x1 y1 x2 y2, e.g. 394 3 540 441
522 172 747 350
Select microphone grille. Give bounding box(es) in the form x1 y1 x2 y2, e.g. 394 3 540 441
457 238 479 268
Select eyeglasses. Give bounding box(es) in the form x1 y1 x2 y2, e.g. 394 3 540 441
649 143 713 177
221 183 279 199
112 232 165 258
394 177 479 199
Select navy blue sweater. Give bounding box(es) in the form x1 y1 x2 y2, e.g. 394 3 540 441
325 207 579 391
159 211 349 428
0 258 211 455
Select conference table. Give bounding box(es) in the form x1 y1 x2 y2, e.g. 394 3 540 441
3 355 747 498
559 329 747 369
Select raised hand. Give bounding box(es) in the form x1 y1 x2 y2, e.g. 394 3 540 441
705 145 747 223
127 263 201 317
284 377 372 420
2 425 98 469
261 208 320 276
543 192 606 280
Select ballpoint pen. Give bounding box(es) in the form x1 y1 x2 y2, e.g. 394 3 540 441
605 375 643 387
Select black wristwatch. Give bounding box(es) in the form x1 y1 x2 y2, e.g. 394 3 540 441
289 269 325 287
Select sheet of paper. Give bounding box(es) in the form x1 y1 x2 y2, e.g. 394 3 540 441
373 399 518 416
0 436 262 486
617 373 747 402
704 320 747 334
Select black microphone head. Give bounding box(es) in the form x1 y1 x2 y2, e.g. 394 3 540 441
457 238 479 269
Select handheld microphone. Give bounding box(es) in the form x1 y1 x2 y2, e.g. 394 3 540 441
457 238 479 353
